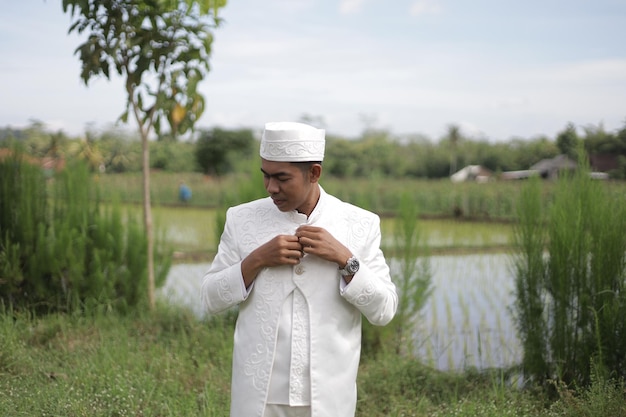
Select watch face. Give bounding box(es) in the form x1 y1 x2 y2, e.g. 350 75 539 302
347 258 359 274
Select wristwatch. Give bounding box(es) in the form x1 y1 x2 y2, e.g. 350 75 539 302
339 256 360 276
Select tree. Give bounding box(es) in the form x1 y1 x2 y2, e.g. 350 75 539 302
62 0 225 309
195 127 255 176
69 125 105 171
556 122 580 160
446 124 461 176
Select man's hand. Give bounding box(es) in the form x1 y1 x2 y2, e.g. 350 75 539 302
241 235 303 288
295 225 352 268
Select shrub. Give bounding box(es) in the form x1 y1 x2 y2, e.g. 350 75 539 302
0 147 171 314
512 156 626 388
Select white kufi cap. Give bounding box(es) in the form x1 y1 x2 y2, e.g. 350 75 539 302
260 122 325 162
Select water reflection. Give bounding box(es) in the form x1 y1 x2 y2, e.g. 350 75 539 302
160 253 521 371
416 254 521 370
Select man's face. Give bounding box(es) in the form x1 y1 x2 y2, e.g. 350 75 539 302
261 159 320 215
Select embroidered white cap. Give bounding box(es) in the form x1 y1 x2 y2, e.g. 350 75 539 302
260 122 325 162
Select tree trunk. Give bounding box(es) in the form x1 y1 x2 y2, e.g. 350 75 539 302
141 131 155 310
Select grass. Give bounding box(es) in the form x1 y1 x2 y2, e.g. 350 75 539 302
2 304 624 416
0 304 234 416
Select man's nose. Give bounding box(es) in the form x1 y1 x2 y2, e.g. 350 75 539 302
265 178 279 193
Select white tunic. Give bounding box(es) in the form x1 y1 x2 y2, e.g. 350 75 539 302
201 187 397 417
267 288 311 405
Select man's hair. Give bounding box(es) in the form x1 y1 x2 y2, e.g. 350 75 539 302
292 161 322 174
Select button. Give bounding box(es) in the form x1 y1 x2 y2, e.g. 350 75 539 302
294 265 305 275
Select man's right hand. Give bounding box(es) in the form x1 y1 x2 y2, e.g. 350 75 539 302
241 235 303 288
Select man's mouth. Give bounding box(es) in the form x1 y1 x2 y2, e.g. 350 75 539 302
272 196 285 205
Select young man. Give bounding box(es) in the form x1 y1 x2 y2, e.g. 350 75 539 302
201 122 398 417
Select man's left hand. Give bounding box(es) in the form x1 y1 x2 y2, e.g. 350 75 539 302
295 225 352 268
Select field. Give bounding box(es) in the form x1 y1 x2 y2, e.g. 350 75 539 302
2 303 624 416
95 171 530 219
2 171 625 416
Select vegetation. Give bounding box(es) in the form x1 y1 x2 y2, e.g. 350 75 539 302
0 149 170 313
3 117 626 180
71 170 624 227
2 119 626 414
1 305 625 416
389 193 433 355
513 157 626 388
62 0 226 309
195 127 256 176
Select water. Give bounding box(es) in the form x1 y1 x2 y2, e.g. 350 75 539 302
160 253 521 371
415 254 521 370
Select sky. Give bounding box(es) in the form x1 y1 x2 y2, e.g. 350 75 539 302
1 0 625 141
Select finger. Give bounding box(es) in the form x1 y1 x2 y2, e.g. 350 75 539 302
301 242 316 254
294 236 304 250
290 248 304 260
296 225 310 234
285 235 300 243
296 225 321 236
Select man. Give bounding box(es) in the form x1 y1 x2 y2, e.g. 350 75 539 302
201 121 398 417
178 181 192 203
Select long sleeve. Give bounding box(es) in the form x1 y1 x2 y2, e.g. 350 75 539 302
340 215 398 326
201 208 249 314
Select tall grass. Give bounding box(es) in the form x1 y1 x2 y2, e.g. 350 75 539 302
0 150 171 313
0 147 49 304
512 175 549 384
390 193 433 355
512 159 626 388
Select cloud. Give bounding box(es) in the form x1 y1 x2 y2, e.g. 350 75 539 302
409 0 443 17
270 0 317 13
489 97 531 110
534 59 626 84
339 0 367 14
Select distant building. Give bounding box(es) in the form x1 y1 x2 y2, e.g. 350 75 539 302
450 165 493 183
529 154 577 179
500 169 539 180
589 153 619 173
501 154 608 181
0 148 65 175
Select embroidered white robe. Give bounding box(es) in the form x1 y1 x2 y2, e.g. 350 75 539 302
201 187 398 417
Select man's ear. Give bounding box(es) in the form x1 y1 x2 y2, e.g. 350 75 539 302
309 163 322 183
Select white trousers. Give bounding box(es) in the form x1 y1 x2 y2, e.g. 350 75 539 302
263 404 312 417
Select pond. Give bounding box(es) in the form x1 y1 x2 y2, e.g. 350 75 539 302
160 253 521 372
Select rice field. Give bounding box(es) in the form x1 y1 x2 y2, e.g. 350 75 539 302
148 201 521 371
160 252 521 373
411 254 520 371
142 206 515 260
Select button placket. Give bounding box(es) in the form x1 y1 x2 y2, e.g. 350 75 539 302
289 289 310 405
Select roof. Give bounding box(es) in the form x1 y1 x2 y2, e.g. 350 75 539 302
450 165 493 183
530 154 577 172
500 170 539 180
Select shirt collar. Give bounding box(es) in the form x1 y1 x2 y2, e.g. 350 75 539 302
284 185 326 224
